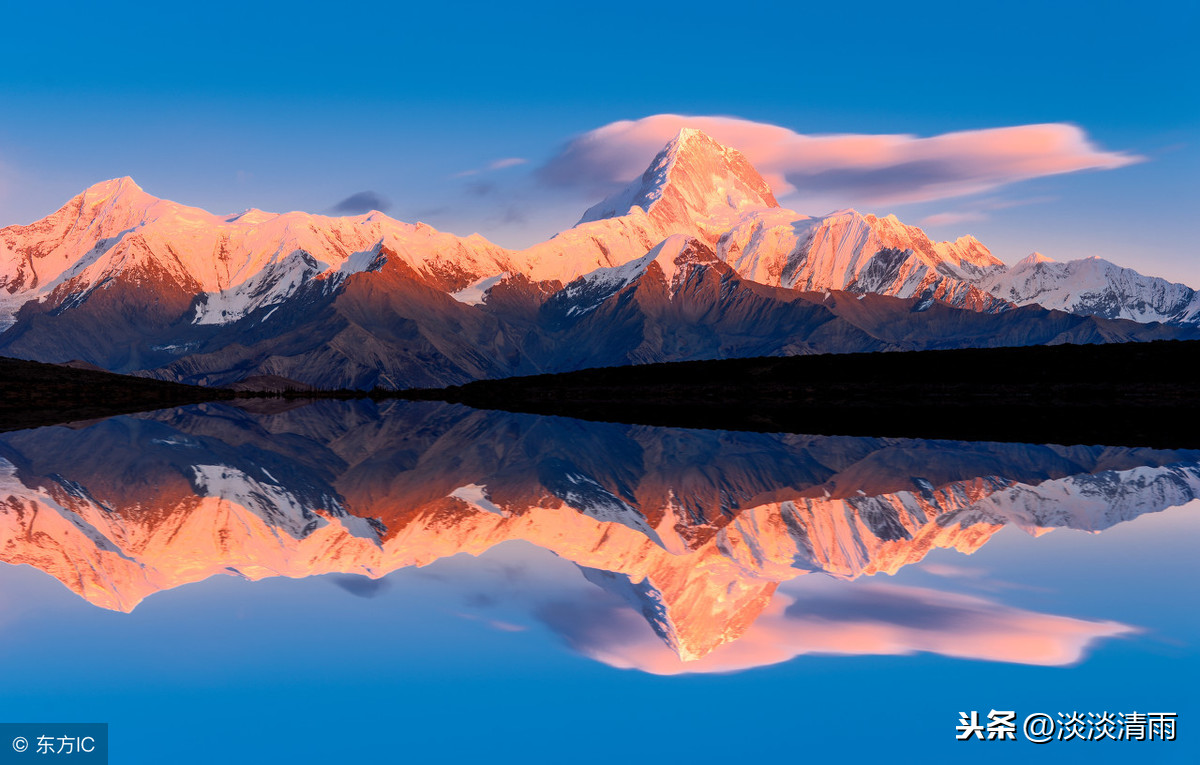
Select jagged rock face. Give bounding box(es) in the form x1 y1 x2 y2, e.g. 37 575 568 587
1 248 202 369
717 208 1008 310
2 400 1196 660
539 237 880 368
2 129 1198 386
148 255 542 390
538 236 1197 371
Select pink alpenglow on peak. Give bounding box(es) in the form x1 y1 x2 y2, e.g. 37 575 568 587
578 128 780 231
516 129 783 284
715 207 1009 311
0 177 518 328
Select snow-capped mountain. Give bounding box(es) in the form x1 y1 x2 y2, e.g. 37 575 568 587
516 128 781 282
716 207 1009 310
1 129 1196 388
982 252 1200 324
579 128 780 232
518 128 1007 308
0 176 516 329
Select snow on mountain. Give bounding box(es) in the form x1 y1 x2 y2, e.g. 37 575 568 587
515 128 780 284
519 129 1011 311
578 128 779 233
1 178 185 329
517 128 1009 312
0 178 516 328
969 463 1200 534
515 206 665 284
552 234 717 316
2 128 1196 386
449 273 509 306
715 207 1009 310
981 252 1200 324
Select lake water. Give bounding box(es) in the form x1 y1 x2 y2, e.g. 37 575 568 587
0 400 1196 763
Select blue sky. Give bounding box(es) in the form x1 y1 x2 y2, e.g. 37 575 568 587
1 1 1196 282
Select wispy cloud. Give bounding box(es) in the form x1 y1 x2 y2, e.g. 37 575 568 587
329 190 391 215
488 157 527 171
536 115 1140 208
452 157 529 179
466 180 496 197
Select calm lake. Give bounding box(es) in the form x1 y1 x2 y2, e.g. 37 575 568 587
1 400 1195 763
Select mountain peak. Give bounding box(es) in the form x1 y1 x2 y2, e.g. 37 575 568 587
81 176 146 200
674 126 706 143
70 177 159 221
1014 252 1055 270
577 129 779 235
13 176 160 240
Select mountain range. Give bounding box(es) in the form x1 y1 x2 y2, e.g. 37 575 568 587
3 128 1197 389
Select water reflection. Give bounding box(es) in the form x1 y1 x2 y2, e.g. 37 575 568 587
1 399 1196 672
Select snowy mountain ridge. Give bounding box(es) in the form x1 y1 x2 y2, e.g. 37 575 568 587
981 251 1200 324
3 130 1189 331
0 177 518 328
1 128 1196 387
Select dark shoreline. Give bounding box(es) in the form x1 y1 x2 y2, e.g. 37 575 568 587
398 340 1200 448
0 357 238 432
4 340 1199 447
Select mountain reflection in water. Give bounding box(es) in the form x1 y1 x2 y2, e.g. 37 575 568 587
2 399 1196 673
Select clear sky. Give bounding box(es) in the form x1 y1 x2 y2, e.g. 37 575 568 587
1 1 1196 283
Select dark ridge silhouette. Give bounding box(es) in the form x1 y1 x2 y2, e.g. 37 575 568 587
398 340 1200 448
0 356 235 431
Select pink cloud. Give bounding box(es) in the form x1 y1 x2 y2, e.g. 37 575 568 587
556 578 1135 675
537 115 1141 208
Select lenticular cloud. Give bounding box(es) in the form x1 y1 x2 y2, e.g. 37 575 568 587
538 114 1140 207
